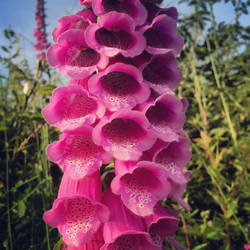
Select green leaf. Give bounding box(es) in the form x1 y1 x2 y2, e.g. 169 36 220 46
38 85 56 95
1 46 8 52
53 238 65 250
193 243 208 250
17 200 26 218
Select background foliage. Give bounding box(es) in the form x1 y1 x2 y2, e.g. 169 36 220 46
0 0 249 249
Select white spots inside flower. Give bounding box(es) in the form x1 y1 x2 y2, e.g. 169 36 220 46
124 174 152 209
150 232 162 247
161 161 181 177
63 198 95 246
59 117 87 130
63 93 97 119
63 134 102 176
154 123 172 134
108 235 138 250
102 118 144 150
104 94 130 109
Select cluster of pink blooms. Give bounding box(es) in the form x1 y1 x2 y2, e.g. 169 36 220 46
42 0 192 249
34 0 50 60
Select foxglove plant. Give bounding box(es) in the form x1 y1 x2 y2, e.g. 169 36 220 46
43 0 192 249
34 0 50 60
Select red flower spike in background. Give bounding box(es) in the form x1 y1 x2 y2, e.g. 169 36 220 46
34 0 50 60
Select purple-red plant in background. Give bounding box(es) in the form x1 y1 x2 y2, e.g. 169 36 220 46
43 0 192 249
34 0 50 60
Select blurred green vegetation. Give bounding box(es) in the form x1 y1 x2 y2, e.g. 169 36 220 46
0 0 249 249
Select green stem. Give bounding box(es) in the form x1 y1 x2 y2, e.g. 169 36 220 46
205 37 238 147
4 123 13 250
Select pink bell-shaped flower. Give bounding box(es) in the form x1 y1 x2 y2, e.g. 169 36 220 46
92 110 156 161
43 172 110 247
88 62 150 111
46 126 112 179
153 138 192 171
92 0 147 25
111 160 169 216
42 85 105 131
140 14 184 55
144 202 183 249
47 29 108 79
143 94 187 142
52 9 96 42
144 3 178 23
141 52 182 94
85 11 146 57
101 188 161 250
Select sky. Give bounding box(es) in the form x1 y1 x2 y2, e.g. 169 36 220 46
0 0 249 71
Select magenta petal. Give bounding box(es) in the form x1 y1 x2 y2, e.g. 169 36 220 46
85 12 146 57
92 0 147 25
101 232 161 250
46 44 62 67
167 236 185 250
168 172 191 211
79 0 92 6
44 173 109 247
63 228 104 250
144 94 186 142
88 63 150 111
112 161 169 216
141 14 184 56
101 189 160 250
52 10 96 42
47 29 108 79
43 200 66 227
153 138 192 170
92 110 157 161
144 203 180 246
57 172 103 200
44 196 109 247
42 85 105 131
46 126 112 179
145 3 178 24
141 52 182 93
67 78 89 91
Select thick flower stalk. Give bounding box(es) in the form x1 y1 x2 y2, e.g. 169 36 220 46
43 0 192 249
34 0 50 60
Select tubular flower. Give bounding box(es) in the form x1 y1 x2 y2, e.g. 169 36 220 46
85 11 146 57
92 0 147 25
42 85 105 131
47 29 108 79
92 110 156 161
140 14 184 55
43 0 191 249
141 52 182 94
101 188 161 250
144 2 178 23
144 202 181 248
88 63 150 111
111 160 169 216
153 138 192 172
52 9 96 42
143 94 187 142
46 126 112 179
43 172 110 247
